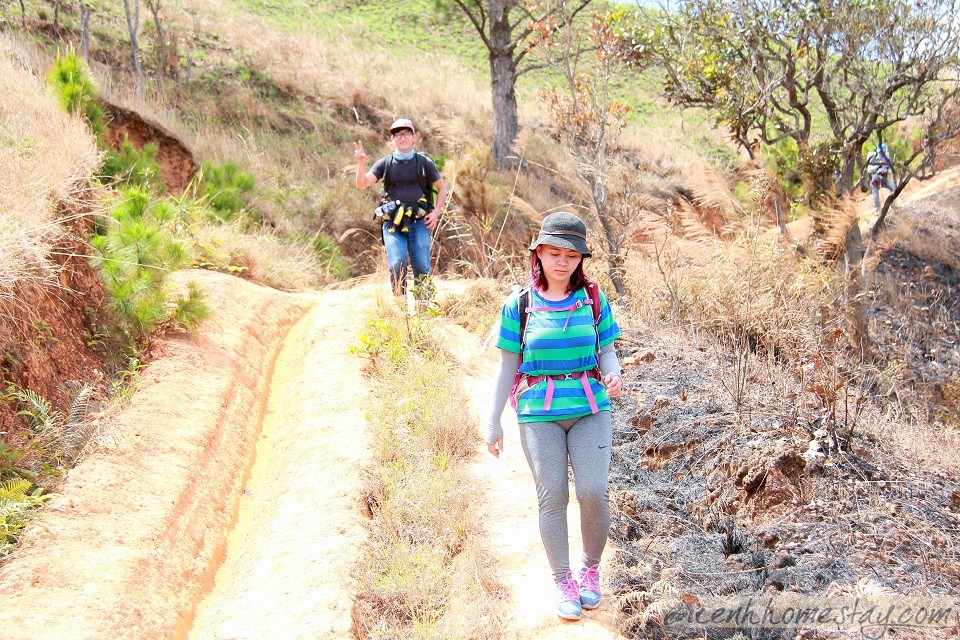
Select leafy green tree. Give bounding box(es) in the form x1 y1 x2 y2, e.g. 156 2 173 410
439 0 594 168
619 0 960 231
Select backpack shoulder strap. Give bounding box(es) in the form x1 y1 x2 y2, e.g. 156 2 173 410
518 286 531 360
584 280 602 326
382 154 394 194
416 152 434 208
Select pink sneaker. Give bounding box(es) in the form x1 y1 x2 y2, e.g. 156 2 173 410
556 572 582 620
578 564 601 609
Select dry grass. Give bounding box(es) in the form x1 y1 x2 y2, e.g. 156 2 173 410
437 278 504 336
189 221 333 291
351 297 505 638
0 35 100 303
184 0 489 128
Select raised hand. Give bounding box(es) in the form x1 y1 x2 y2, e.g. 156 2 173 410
352 141 366 164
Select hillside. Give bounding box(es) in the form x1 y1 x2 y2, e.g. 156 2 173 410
1 0 959 638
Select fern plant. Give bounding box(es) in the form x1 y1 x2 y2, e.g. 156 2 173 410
46 51 105 136
0 479 50 554
4 383 97 464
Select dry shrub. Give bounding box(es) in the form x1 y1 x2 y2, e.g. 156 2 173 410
811 197 860 261
627 227 846 365
190 222 332 291
0 36 100 303
437 278 504 335
859 401 960 476
435 144 537 278
687 163 744 238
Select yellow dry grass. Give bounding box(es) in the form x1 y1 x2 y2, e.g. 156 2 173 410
182 0 489 130
0 36 100 298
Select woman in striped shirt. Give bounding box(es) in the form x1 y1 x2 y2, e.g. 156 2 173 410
486 211 622 621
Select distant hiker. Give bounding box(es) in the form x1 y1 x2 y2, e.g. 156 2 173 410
485 211 622 622
866 143 895 212
353 118 447 298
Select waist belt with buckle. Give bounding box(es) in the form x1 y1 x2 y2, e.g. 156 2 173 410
512 369 602 413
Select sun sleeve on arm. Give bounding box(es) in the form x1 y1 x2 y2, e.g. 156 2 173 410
486 349 521 444
598 341 621 379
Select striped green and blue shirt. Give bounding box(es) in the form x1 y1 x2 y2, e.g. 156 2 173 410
497 286 621 423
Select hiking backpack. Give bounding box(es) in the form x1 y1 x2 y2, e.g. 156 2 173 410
382 152 436 210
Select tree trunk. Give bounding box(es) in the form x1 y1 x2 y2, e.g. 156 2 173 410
488 4 518 169
838 148 859 195
79 4 92 61
587 173 627 295
123 0 143 99
146 0 166 86
869 176 911 237
843 222 870 357
19 0 26 26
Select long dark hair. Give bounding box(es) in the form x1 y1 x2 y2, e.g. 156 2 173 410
530 250 587 294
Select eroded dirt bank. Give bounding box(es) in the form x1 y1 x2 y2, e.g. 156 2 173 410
0 270 311 640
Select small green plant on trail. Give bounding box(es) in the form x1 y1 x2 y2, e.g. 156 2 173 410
350 299 502 637
46 50 105 136
91 187 211 344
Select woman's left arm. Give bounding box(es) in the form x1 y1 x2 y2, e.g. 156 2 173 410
598 342 622 398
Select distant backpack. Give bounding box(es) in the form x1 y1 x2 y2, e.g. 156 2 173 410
866 148 891 176
381 152 436 211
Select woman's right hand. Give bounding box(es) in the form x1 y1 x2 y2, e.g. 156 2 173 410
352 141 366 164
487 437 504 458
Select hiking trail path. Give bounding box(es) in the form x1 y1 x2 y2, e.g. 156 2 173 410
0 270 627 640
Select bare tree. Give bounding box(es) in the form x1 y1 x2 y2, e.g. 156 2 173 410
441 0 594 168
537 9 638 295
79 2 92 60
123 0 143 98
144 0 167 85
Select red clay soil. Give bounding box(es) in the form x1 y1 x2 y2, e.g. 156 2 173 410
0 213 107 444
102 102 198 194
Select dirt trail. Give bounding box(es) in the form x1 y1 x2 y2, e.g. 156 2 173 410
187 284 376 639
0 271 627 639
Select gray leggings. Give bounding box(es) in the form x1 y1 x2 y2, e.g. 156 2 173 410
518 411 612 583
